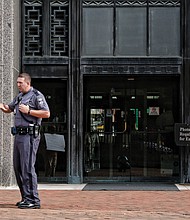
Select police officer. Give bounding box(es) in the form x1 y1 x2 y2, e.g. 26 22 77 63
0 73 50 209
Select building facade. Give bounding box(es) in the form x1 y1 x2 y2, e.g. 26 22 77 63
0 0 190 185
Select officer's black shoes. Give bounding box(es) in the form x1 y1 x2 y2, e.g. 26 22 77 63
15 200 25 206
18 201 41 209
16 199 41 209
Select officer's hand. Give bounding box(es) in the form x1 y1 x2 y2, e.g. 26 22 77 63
0 103 4 109
19 104 30 114
0 103 10 111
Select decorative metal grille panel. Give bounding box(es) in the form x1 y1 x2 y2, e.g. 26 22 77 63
83 0 180 6
24 0 42 56
149 0 180 6
116 0 147 6
50 0 69 56
81 64 181 75
83 0 114 6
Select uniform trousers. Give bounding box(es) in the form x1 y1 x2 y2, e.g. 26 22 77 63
13 134 40 205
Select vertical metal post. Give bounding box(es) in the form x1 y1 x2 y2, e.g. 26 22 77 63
182 0 190 183
68 0 82 183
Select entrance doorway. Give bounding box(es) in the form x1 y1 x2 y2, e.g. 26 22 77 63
83 75 179 182
33 79 67 182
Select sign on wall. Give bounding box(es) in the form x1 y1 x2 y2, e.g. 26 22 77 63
149 107 160 115
174 123 190 146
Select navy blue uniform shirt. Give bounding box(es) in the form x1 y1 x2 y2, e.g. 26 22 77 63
8 87 49 127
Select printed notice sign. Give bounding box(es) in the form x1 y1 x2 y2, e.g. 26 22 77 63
174 123 190 146
44 133 65 152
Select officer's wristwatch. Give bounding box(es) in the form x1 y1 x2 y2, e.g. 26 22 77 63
28 109 31 115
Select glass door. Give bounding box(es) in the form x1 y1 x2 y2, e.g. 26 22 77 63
83 76 179 182
33 79 67 182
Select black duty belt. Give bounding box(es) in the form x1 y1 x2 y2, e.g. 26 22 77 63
11 125 40 137
16 126 29 135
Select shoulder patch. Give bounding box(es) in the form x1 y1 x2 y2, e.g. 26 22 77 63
37 96 44 108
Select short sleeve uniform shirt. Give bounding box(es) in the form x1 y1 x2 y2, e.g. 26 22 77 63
8 87 49 127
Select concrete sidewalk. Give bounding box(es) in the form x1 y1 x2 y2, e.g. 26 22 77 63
0 183 190 191
0 184 190 219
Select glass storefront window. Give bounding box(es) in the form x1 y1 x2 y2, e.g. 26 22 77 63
82 8 113 56
116 7 147 56
149 7 180 56
82 1 180 57
83 76 180 182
